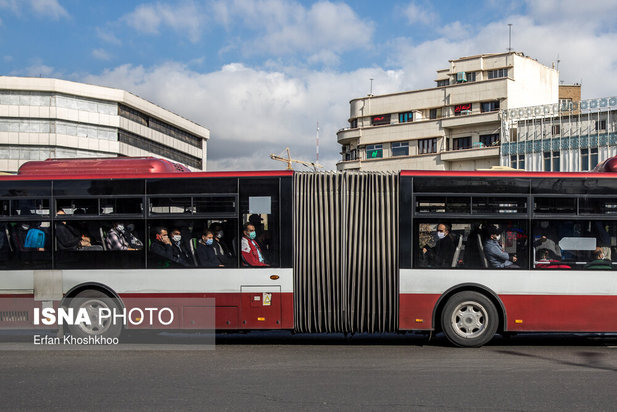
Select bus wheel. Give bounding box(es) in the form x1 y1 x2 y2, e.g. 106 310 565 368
67 290 122 339
441 291 498 347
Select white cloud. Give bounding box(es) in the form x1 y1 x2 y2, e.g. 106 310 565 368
0 0 68 19
214 0 374 62
121 1 205 43
96 27 122 46
403 1 437 26
91 49 112 61
82 61 402 171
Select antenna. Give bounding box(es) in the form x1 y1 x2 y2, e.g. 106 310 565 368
556 53 560 71
507 24 512 52
369 78 374 96
316 121 320 163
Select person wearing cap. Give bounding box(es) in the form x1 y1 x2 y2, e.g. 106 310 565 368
484 226 519 268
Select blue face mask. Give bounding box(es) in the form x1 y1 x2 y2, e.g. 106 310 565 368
206 238 213 246
249 231 256 240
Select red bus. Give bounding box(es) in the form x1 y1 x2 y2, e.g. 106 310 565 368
3 157 617 347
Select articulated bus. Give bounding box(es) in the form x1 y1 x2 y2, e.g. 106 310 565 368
3 157 617 347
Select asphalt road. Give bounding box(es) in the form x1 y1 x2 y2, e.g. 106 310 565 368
1 332 617 411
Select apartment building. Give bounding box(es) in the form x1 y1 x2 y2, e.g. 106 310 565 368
501 94 617 172
0 76 209 173
337 52 559 171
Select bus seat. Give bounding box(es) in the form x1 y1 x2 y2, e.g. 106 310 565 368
99 227 107 251
451 234 463 268
477 233 489 268
188 238 198 267
5 226 13 252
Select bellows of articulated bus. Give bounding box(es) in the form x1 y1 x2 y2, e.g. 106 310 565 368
17 157 191 176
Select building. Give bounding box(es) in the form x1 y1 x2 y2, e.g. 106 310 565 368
337 52 560 171
0 76 209 173
501 95 617 172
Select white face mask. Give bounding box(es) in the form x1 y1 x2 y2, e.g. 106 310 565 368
172 235 181 242
116 224 124 231
437 232 446 239
494 234 501 241
216 231 224 239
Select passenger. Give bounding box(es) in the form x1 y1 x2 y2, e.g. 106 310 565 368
484 226 519 268
421 223 456 268
149 226 174 266
169 228 194 267
536 249 571 269
55 210 102 250
210 223 233 264
533 221 561 259
106 222 139 251
122 223 144 250
584 249 613 270
196 230 224 268
241 223 269 267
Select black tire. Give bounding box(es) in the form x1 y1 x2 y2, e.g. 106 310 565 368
441 291 498 347
67 289 123 339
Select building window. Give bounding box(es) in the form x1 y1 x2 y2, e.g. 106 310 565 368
454 103 472 116
552 125 560 136
552 151 560 172
544 152 551 171
479 134 499 147
453 136 472 150
466 72 477 82
118 130 202 169
371 114 391 126
596 120 607 130
391 142 409 157
487 68 508 79
591 147 599 169
436 80 449 87
350 119 358 128
399 112 413 123
418 138 437 154
429 108 442 119
519 156 525 170
480 101 500 113
581 148 589 171
365 144 383 159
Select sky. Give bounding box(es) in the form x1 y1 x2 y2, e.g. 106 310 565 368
2 0 617 171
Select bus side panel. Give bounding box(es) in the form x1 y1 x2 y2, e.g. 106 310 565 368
399 293 439 330
501 295 617 332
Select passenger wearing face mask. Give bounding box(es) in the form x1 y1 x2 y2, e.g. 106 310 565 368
196 230 224 268
584 249 613 270
169 228 194 267
533 221 561 259
209 223 233 265
421 223 456 268
484 226 519 268
106 222 138 251
241 222 268 267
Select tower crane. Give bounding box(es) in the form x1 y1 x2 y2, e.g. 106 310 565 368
270 147 323 171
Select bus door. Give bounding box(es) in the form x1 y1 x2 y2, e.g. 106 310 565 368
240 285 282 329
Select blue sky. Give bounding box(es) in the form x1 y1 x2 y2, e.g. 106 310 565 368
2 0 617 170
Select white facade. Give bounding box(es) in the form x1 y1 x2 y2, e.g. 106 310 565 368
501 97 617 172
337 52 559 171
0 76 210 173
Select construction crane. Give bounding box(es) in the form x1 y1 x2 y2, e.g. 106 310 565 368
270 147 323 171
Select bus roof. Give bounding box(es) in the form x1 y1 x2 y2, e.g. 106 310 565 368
400 169 617 179
12 157 293 180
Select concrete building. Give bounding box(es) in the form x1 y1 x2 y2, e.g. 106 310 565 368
0 76 209 173
501 94 617 172
337 52 559 171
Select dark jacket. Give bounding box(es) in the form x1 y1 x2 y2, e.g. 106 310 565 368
425 234 457 268
55 222 82 250
150 240 193 267
196 241 223 267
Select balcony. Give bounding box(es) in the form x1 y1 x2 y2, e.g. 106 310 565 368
440 145 500 162
337 127 361 144
440 112 499 129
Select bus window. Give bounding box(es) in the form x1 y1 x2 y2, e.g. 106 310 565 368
415 220 528 269
533 220 617 270
147 219 237 269
54 219 145 269
0 221 51 269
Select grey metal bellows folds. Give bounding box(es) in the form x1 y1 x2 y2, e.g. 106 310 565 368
293 172 399 333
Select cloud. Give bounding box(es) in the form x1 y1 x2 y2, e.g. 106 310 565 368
0 0 69 19
96 27 122 46
91 49 113 61
214 0 374 63
82 61 402 171
121 1 205 43
403 1 437 26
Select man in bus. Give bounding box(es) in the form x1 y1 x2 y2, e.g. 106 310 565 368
421 223 456 268
241 222 269 267
484 226 519 268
